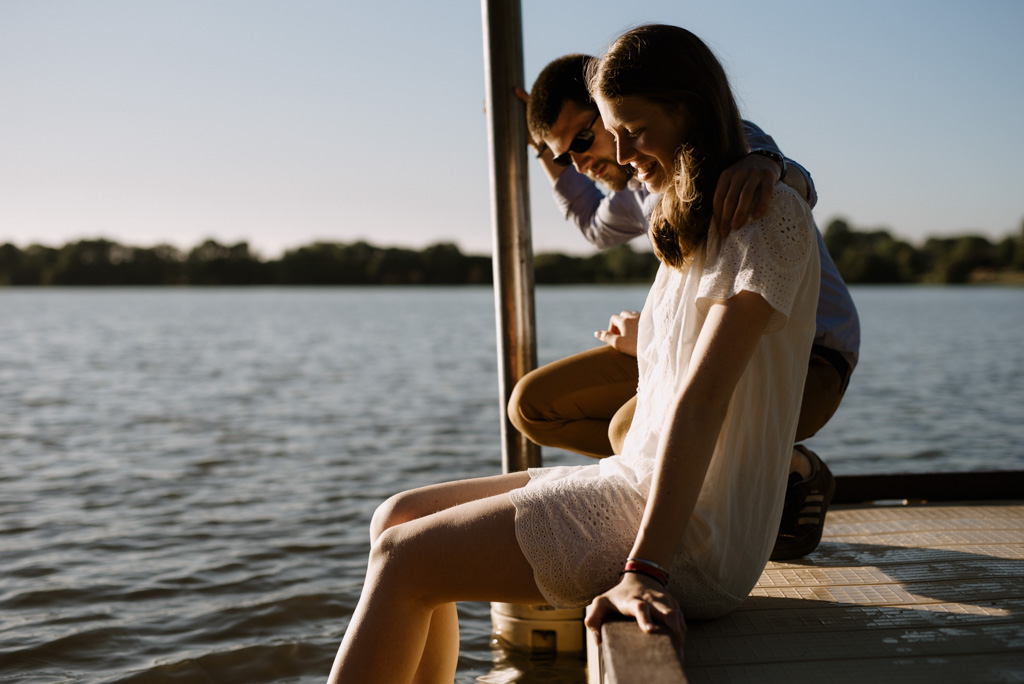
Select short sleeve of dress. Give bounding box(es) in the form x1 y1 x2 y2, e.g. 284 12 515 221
696 185 814 334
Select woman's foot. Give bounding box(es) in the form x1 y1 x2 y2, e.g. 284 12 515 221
771 445 835 561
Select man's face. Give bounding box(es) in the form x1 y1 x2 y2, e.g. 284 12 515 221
543 100 633 192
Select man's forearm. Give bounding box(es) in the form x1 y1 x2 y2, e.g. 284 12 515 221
743 120 817 207
551 169 649 249
535 144 569 185
782 164 809 201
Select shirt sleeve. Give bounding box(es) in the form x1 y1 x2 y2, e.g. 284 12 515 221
552 168 650 249
696 185 815 333
742 120 818 209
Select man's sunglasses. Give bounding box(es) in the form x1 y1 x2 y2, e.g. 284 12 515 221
552 111 601 166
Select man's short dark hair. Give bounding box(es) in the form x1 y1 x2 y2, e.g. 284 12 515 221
527 54 595 141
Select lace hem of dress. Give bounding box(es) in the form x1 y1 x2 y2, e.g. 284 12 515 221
511 467 748 617
510 466 639 608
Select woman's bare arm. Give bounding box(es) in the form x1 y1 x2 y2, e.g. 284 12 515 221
585 289 775 643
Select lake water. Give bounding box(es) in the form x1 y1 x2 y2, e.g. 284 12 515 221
1 285 1022 683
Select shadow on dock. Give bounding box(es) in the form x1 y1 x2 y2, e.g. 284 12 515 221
684 503 1024 683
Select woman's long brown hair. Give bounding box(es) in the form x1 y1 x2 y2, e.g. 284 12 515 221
588 25 748 268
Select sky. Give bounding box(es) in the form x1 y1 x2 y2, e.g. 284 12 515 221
1 0 1022 258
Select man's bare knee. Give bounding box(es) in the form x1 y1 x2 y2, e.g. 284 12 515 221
608 395 637 455
508 371 546 429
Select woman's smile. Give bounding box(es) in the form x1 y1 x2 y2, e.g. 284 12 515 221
632 159 659 185
595 94 687 195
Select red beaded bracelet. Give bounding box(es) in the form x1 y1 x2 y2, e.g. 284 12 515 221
621 558 669 587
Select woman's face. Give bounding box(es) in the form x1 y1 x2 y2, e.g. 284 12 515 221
594 94 688 195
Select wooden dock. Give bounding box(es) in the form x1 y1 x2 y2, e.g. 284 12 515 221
590 498 1024 683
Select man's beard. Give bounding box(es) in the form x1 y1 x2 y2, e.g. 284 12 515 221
588 160 634 192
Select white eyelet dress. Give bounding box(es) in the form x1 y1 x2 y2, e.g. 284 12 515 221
510 185 821 619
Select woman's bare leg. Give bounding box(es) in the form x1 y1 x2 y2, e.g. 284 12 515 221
365 476 523 683
327 472 541 684
410 604 458 684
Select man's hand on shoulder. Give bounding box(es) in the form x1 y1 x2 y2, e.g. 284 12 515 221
712 153 781 237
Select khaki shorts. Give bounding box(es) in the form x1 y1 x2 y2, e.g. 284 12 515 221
508 344 851 457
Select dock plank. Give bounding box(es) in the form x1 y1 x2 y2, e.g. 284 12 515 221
590 613 688 684
682 502 1024 684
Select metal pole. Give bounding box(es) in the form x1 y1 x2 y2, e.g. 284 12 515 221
481 0 540 473
482 5 585 656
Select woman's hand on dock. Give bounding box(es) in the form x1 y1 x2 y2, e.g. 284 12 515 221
585 572 686 653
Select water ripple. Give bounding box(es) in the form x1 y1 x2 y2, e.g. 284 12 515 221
0 285 1020 682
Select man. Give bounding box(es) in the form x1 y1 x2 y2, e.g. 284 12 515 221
508 54 860 560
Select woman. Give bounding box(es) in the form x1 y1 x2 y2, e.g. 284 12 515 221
326 24 819 683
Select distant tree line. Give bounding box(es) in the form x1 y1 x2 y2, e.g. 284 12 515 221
823 218 1024 284
1 220 1022 286
0 239 657 286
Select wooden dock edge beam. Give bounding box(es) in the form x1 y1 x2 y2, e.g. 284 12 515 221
833 470 1024 504
587 614 688 684
583 471 1024 683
